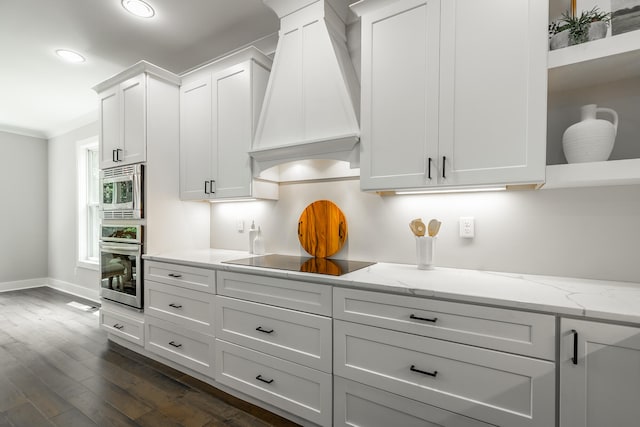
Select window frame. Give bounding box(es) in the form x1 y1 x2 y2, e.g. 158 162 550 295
76 136 100 270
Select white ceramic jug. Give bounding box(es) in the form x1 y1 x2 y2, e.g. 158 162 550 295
562 104 618 163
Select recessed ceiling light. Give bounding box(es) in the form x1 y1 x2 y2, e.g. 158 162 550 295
121 0 155 18
55 49 85 63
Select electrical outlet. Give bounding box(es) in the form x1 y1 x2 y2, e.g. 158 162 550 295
236 220 244 233
459 217 475 238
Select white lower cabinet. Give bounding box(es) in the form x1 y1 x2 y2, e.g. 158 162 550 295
145 316 215 377
215 339 332 426
215 295 332 373
560 318 640 427
334 376 492 427
100 304 144 346
334 320 555 426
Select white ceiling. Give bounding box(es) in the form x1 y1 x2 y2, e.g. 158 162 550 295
0 0 279 139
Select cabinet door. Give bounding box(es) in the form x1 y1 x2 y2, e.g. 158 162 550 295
179 77 213 200
359 0 441 191
560 319 640 427
438 0 547 187
212 62 252 199
98 87 120 169
120 74 147 165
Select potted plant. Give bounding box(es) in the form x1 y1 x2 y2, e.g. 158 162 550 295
549 6 611 50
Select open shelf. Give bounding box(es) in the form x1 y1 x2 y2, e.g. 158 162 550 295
543 158 640 189
548 30 640 92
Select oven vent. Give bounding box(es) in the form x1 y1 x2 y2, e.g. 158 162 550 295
102 211 136 220
102 164 137 178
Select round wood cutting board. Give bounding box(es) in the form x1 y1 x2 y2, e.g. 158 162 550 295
297 200 347 258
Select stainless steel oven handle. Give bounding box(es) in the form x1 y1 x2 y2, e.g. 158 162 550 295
99 242 141 254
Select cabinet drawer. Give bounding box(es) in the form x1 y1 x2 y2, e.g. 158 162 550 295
334 320 555 427
334 376 493 427
145 317 214 377
215 296 332 373
145 281 215 334
334 287 555 360
145 261 215 292
216 271 331 316
100 309 144 346
215 339 332 427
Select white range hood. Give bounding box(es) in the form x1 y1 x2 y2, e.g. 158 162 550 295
250 0 360 174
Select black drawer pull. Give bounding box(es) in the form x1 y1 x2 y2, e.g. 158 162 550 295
113 323 124 330
256 326 274 334
410 314 438 323
571 329 578 365
410 365 438 377
169 303 183 309
168 273 183 278
256 374 274 384
168 341 182 348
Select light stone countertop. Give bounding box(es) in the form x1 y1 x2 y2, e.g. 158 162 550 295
144 249 640 325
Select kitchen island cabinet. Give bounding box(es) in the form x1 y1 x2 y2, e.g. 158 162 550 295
559 319 640 427
353 0 547 192
179 48 278 201
93 61 181 169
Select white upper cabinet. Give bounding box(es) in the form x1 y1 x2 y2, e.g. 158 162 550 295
94 62 181 169
353 0 548 191
98 74 146 168
560 318 640 426
179 49 278 201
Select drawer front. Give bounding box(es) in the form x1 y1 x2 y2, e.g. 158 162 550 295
334 376 493 427
217 271 332 316
145 281 215 334
334 320 555 427
145 260 215 292
215 339 332 427
215 296 332 373
145 317 214 377
334 287 555 360
100 309 144 346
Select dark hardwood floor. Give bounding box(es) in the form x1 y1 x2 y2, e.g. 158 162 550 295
0 287 299 427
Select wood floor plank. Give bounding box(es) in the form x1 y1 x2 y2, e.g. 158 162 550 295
50 407 100 427
4 401 53 427
0 375 28 412
3 364 73 418
80 375 153 420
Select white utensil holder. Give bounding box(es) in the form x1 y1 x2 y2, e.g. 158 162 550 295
416 236 435 270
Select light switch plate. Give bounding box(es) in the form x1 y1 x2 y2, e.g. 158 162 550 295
459 217 475 238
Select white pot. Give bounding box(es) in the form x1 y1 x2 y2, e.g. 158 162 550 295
562 104 618 163
588 21 608 41
549 29 570 50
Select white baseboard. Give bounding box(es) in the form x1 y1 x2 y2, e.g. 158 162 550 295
0 278 48 292
47 278 101 304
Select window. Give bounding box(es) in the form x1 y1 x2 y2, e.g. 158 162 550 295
77 137 99 269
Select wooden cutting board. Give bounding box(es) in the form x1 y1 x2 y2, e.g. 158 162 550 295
297 200 347 258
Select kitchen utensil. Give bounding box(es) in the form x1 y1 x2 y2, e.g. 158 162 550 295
409 219 426 237
428 219 442 237
298 200 347 258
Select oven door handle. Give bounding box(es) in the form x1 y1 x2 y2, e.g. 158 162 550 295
99 242 141 254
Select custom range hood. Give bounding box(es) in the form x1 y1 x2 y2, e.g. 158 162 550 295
250 0 360 174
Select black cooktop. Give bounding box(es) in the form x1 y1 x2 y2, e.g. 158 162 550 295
223 254 376 276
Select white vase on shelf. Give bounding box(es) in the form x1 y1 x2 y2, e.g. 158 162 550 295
562 104 618 163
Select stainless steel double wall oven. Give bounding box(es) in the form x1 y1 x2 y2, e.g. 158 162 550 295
99 164 144 309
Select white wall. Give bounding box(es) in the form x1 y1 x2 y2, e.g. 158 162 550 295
47 122 100 300
211 178 640 283
0 131 48 286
